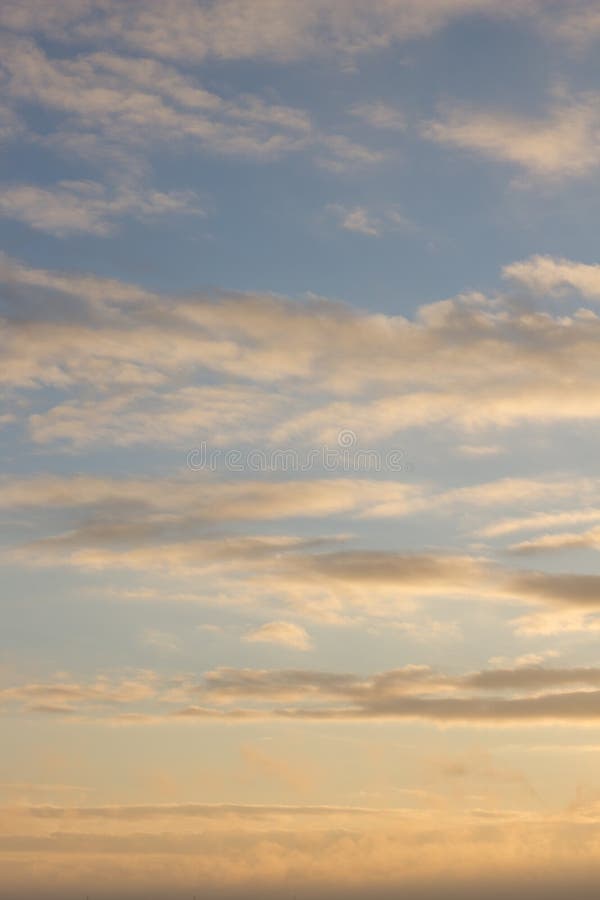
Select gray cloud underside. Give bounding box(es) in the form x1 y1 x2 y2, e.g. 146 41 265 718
7 663 600 724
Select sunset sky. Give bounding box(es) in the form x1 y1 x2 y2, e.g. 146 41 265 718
4 2 600 898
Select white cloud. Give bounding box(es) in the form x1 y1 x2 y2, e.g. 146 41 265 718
424 93 600 177
509 525 600 554
488 650 560 668
483 507 600 539
243 621 313 651
504 254 600 299
511 609 600 636
0 180 202 236
5 254 600 449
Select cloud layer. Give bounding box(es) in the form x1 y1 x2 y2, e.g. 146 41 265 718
4 253 600 451
7 662 600 724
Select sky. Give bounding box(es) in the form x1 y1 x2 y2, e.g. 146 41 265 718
4 1 600 897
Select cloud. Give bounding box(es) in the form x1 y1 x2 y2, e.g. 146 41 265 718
141 629 182 653
9 467 600 624
488 650 560 668
327 204 414 236
26 387 281 448
0 671 159 713
13 534 499 620
198 662 600 708
3 472 599 548
482 507 600 539
0 0 545 64
318 135 385 171
424 93 600 177
506 570 600 609
0 102 22 142
0 252 159 305
511 609 600 636
7 254 600 448
10 799 600 900
10 662 600 725
509 526 600 554
0 473 421 521
0 38 382 173
183 682 600 726
504 255 600 299
199 665 438 702
350 101 406 130
455 444 505 458
381 617 461 642
11 468 600 629
22 801 399 820
243 621 313 651
330 204 380 236
463 665 600 692
0 180 202 236
13 480 600 618
545 3 600 48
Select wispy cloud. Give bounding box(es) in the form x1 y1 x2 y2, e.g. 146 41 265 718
0 180 202 236
424 93 600 178
243 621 313 651
0 38 385 176
141 629 182 654
5 255 600 449
0 0 544 64
350 101 406 130
327 204 414 236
